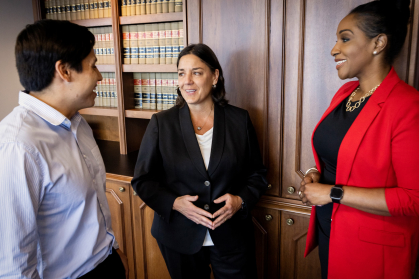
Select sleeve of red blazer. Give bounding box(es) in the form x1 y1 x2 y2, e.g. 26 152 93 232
131 114 178 222
385 85 419 216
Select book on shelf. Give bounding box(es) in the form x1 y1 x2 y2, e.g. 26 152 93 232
120 0 182 15
145 24 153 64
168 0 175 13
129 25 139 64
94 72 117 108
156 73 163 110
45 0 110 19
162 0 168 13
134 72 142 108
149 72 157 109
165 22 172 64
179 21 184 53
141 73 150 109
152 23 159 64
159 23 166 64
175 0 182 12
138 24 146 64
171 21 179 64
122 25 130 64
90 26 114 64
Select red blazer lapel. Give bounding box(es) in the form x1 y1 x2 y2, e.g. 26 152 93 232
336 67 401 185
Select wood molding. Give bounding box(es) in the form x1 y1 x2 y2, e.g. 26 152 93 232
257 195 312 216
79 107 119 117
106 173 133 182
32 0 43 21
70 18 113 27
252 216 268 279
105 189 126 252
262 0 271 167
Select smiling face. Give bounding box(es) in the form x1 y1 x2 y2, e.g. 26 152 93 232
331 14 377 80
177 54 219 106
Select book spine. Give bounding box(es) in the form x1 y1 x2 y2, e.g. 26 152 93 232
135 0 141 15
138 24 146 64
106 28 112 64
162 0 168 13
51 0 56 20
127 0 132 16
145 24 153 64
165 23 172 64
109 73 115 107
89 0 94 18
175 0 182 12
168 0 175 13
84 1 90 19
98 77 103 106
146 0 151 14
171 22 179 64
162 73 168 110
158 23 166 64
110 29 115 64
100 28 106 64
172 72 178 106
121 0 127 16
75 0 81 20
64 0 71 20
156 73 162 110
141 0 146 15
80 0 85 19
141 73 150 109
94 1 99 18
149 73 156 109
113 74 118 108
133 72 142 109
151 0 157 14
152 24 159 65
129 25 139 64
98 1 104 18
168 73 175 107
156 0 162 13
179 21 184 53
131 0 137 15
122 25 131 64
104 0 110 17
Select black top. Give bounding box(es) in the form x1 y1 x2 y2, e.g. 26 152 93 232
312 95 370 238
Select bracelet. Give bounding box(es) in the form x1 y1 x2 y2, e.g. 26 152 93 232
304 167 319 176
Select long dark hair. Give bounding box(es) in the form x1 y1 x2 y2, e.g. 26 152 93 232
175 43 228 107
349 0 411 65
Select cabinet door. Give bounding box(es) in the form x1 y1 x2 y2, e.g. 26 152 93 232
280 211 321 279
106 178 136 279
131 191 171 279
252 207 280 279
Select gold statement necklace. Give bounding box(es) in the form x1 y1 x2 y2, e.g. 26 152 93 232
346 84 380 112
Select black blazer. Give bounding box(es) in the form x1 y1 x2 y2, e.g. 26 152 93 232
131 103 268 255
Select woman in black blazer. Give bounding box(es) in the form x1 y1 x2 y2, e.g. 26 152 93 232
131 43 268 279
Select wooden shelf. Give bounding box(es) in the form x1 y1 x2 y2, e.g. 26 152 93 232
125 109 161 119
70 18 112 27
122 64 177 72
97 64 116 72
79 107 119 117
120 12 183 25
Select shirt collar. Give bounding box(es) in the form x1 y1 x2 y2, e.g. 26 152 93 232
18 91 74 130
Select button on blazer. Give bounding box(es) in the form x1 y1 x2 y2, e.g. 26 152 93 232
131 103 268 255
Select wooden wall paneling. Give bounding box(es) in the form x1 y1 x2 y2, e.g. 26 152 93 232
279 211 321 279
406 0 419 87
82 115 120 141
32 0 43 21
182 0 188 46
111 0 128 154
106 174 136 279
122 72 135 111
266 0 285 197
252 207 280 279
186 0 201 44
131 193 171 279
125 118 150 153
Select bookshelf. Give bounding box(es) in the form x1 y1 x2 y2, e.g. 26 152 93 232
33 0 186 155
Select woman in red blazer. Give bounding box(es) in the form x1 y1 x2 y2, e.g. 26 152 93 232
299 1 419 278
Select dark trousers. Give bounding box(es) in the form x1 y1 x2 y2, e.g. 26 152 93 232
79 248 126 279
157 241 257 279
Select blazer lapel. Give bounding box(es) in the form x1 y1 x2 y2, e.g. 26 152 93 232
179 104 210 179
336 67 401 185
208 104 225 176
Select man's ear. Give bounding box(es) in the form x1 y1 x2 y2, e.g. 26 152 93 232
55 60 72 82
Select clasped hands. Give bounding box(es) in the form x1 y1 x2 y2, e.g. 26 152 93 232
299 171 333 206
173 194 242 230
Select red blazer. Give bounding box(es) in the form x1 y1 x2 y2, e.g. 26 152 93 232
305 68 419 279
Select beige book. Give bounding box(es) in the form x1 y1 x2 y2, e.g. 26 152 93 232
133 72 142 109
140 0 146 14
138 24 146 64
149 73 157 109
178 21 184 53
151 0 156 14
103 73 109 107
45 0 50 19
80 0 86 19
158 23 166 64
146 0 151 14
121 0 127 16
162 0 168 13
141 73 150 109
168 0 174 13
99 28 105 64
98 1 104 18
175 0 182 12
165 22 172 64
167 73 175 107
57 0 63 20
50 0 56 20
130 0 136 15
156 0 162 13
129 25 139 64
171 22 179 64
172 73 178 106
84 1 89 18
75 0 81 20
93 1 99 18
122 25 130 64
135 0 141 15
64 0 70 20
126 0 131 16
107 1 112 17
89 0 95 18
145 24 153 64
152 24 159 64
69 0 76 20
161 73 168 110
103 0 109 17
104 27 111 64
156 73 163 110
109 27 115 64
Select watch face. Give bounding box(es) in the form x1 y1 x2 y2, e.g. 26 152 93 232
330 187 344 200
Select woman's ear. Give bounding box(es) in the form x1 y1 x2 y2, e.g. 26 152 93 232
213 69 220 85
54 60 72 83
373 34 388 55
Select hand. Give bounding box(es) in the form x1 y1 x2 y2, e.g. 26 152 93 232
212 194 242 229
115 248 129 279
173 195 214 229
299 182 333 206
299 170 321 205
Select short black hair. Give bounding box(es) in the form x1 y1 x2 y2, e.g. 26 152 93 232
176 43 228 107
15 20 95 92
349 0 411 65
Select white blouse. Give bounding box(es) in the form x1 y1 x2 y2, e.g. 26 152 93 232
195 127 214 246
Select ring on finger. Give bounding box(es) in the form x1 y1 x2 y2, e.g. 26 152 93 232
298 191 302 196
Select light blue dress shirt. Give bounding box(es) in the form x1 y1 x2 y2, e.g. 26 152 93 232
0 92 117 279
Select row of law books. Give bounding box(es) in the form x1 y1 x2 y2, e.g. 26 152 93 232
94 72 118 107
121 0 183 16
89 27 115 64
122 21 183 65
134 72 178 110
44 0 112 20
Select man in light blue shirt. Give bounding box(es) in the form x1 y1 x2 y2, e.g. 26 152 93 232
0 20 128 278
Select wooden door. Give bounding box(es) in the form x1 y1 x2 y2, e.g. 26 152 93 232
106 174 136 279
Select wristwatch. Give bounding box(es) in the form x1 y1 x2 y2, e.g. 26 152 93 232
330 185 344 204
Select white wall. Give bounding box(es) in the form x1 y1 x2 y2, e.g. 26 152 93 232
0 0 34 120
